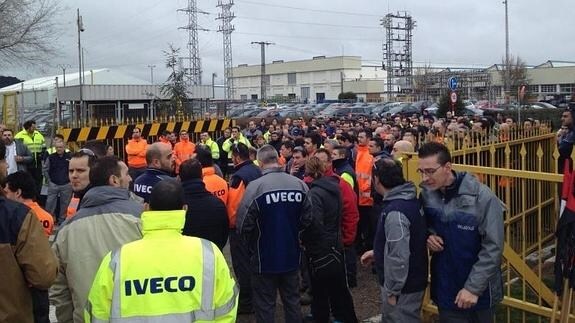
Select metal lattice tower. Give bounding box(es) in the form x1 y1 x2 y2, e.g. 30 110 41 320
216 0 235 100
178 0 208 86
381 12 415 100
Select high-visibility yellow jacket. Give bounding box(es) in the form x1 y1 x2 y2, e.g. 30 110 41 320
14 129 45 162
85 210 238 323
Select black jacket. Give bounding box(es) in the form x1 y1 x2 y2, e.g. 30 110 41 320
182 179 229 250
301 175 343 260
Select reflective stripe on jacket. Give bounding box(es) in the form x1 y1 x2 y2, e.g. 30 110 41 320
66 196 80 219
84 210 238 323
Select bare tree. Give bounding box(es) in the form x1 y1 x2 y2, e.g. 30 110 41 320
0 0 60 66
500 55 530 100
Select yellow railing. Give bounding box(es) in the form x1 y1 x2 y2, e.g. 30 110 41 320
402 131 567 322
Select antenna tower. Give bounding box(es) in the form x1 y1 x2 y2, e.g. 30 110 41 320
381 12 416 100
216 0 235 100
178 0 208 86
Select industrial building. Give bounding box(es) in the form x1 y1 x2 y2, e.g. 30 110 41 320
231 56 387 103
0 69 219 132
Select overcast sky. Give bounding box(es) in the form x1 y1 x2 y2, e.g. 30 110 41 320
3 0 574 84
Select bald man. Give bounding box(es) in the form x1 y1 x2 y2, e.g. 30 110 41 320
391 140 414 158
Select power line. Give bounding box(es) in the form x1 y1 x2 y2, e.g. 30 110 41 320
235 0 382 18
236 31 382 42
235 15 380 29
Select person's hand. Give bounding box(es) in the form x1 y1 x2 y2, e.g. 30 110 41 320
387 295 397 306
427 234 444 252
454 288 478 309
360 250 374 266
290 165 300 174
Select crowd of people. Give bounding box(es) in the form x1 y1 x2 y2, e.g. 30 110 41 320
5 107 560 322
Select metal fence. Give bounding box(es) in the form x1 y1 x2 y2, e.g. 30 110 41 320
58 119 235 161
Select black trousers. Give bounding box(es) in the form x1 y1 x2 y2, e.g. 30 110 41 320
309 252 358 323
252 271 302 323
229 229 253 312
355 205 374 253
28 166 43 202
439 308 494 323
31 288 49 323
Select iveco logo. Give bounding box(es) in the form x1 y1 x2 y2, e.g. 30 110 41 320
124 276 195 296
265 191 303 204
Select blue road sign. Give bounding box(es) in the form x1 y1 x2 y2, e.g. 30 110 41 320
448 77 458 91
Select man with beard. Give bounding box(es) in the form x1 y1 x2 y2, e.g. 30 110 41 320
133 142 175 204
2 128 32 175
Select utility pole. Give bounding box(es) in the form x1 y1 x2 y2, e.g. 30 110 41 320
340 71 344 96
77 9 85 124
57 64 71 86
82 48 86 84
504 0 510 103
212 73 217 98
251 41 273 102
147 64 156 84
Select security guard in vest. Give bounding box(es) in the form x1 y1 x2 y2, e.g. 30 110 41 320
14 120 46 199
85 179 238 322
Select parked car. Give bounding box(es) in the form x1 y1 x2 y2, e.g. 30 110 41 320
385 102 420 117
318 106 370 119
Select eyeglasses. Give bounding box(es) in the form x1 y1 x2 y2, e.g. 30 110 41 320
416 165 443 176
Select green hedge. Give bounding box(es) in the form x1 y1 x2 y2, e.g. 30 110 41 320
483 108 564 130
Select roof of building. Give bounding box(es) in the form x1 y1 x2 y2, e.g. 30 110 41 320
0 69 150 93
535 60 575 68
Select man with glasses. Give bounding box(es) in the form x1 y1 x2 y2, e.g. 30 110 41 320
125 127 148 183
418 142 504 323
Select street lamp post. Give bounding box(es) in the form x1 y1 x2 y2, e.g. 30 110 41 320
212 73 217 99
147 64 156 85
503 0 510 103
77 9 85 125
57 64 71 86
